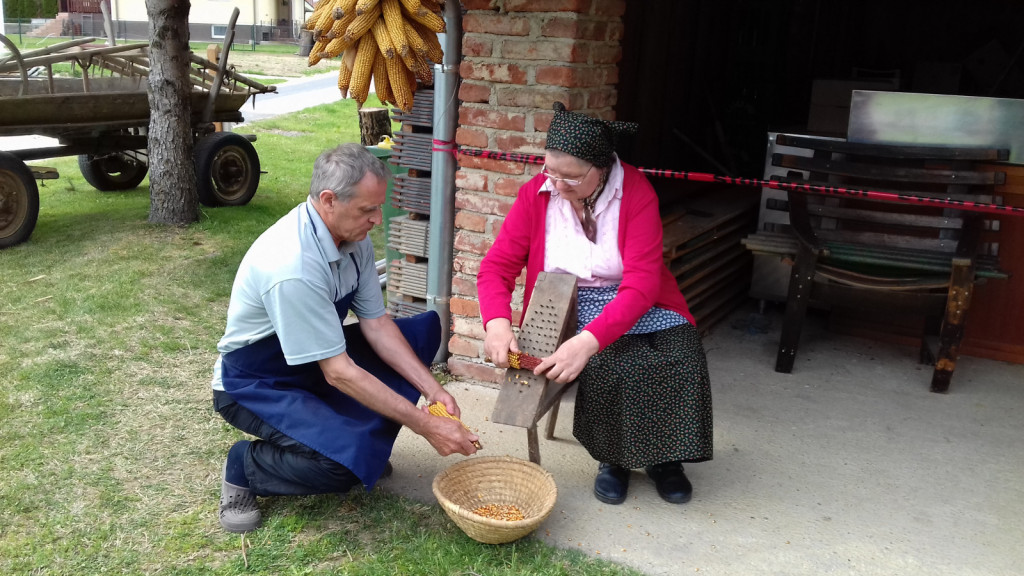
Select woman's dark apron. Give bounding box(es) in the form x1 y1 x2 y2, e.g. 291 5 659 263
219 254 440 489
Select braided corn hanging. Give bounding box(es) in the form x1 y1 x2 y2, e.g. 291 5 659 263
305 0 445 111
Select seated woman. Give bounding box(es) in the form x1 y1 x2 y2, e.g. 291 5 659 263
477 103 713 505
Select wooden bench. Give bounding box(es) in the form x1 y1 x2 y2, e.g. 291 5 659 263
746 134 1009 393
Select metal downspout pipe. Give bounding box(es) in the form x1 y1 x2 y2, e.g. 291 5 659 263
425 0 462 363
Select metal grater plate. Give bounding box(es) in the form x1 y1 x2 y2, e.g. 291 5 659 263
491 272 578 428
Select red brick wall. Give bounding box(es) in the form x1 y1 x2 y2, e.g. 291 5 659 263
448 0 626 385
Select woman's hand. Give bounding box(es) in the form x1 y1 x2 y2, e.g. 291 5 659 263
484 318 519 368
535 331 599 383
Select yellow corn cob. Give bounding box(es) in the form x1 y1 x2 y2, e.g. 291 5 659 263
411 20 444 63
406 5 445 33
427 401 482 449
401 46 432 84
386 55 414 112
325 33 356 59
304 1 324 31
370 17 395 59
308 37 330 66
305 0 339 31
403 20 427 57
372 47 393 104
348 33 377 106
398 44 421 78
343 2 382 43
381 0 409 58
397 0 422 14
417 57 434 85
337 48 354 97
324 7 357 40
354 0 380 15
419 0 442 14
316 0 346 35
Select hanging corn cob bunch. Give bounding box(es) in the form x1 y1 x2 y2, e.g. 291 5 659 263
304 0 446 112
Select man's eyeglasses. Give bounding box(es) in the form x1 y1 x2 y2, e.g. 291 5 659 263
541 165 592 187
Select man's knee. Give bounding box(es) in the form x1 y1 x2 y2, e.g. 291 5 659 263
315 457 362 493
248 441 361 496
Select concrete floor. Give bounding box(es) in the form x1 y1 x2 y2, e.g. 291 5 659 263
382 302 1024 576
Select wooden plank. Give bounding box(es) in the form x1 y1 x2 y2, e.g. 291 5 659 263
776 133 1009 162
816 230 955 252
677 244 750 292
669 231 749 280
808 204 964 229
664 213 753 262
662 186 759 256
685 258 750 306
774 153 1005 186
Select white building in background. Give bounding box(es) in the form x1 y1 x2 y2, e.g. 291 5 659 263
56 0 314 43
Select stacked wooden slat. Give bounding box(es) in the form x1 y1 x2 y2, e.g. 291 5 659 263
387 215 430 258
389 299 428 317
390 174 432 215
661 186 760 333
391 88 433 128
386 87 434 319
388 260 428 300
390 131 434 171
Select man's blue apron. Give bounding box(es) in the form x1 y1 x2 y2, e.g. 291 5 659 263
220 256 440 489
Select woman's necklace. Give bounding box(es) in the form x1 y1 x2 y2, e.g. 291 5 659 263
579 171 608 243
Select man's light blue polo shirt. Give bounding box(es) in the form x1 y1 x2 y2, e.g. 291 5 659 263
211 202 385 391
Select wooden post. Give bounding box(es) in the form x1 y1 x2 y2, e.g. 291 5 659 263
206 44 223 132
359 107 393 146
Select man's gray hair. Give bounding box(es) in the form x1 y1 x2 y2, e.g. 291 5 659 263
308 143 391 202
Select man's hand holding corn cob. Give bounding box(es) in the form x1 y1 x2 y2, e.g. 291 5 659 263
414 389 481 456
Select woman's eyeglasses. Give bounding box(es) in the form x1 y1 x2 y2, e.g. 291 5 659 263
541 165 592 187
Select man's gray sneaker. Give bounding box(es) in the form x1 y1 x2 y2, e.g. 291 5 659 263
219 462 261 533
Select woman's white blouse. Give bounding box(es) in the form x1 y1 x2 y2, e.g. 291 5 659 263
542 156 625 288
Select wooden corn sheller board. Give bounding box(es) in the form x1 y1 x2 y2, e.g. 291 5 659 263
491 272 578 430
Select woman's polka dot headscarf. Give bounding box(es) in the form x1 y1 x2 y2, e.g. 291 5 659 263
544 102 639 168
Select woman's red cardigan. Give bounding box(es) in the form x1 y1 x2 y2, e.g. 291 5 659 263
477 162 695 352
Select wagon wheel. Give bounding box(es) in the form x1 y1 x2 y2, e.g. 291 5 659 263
193 132 260 207
0 152 40 249
78 152 148 191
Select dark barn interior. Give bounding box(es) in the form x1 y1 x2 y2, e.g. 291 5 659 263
611 0 1024 360
616 0 1024 181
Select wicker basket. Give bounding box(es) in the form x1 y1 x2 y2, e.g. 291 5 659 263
432 455 558 544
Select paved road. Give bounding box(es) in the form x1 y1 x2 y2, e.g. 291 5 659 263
238 71 347 124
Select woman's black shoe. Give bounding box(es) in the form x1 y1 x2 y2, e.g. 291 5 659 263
593 463 630 504
645 461 692 504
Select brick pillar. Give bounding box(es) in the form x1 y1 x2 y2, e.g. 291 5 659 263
447 0 625 385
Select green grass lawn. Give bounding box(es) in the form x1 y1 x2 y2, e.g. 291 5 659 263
0 96 644 575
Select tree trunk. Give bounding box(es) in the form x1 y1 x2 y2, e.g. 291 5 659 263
146 0 197 226
359 108 393 146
